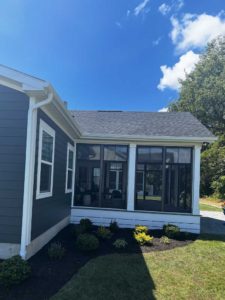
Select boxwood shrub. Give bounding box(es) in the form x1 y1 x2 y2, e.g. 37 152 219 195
0 255 31 287
76 234 99 252
79 218 93 232
163 224 180 239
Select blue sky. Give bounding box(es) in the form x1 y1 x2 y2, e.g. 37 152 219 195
1 0 225 111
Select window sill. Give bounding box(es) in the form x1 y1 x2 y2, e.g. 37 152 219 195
36 192 53 200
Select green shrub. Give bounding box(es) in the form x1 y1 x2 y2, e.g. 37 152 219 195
160 236 171 245
48 242 66 260
113 239 128 249
134 225 149 234
134 232 153 246
0 256 31 287
163 224 180 239
72 224 86 237
76 234 99 252
96 226 112 240
109 221 119 233
79 218 93 232
211 176 225 200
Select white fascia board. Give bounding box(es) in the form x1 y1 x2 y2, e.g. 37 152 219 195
0 64 47 91
0 65 81 138
79 133 217 144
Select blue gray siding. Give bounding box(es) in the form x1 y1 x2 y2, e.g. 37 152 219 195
31 109 73 240
0 85 29 243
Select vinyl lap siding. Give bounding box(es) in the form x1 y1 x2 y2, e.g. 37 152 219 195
31 109 73 240
0 85 29 243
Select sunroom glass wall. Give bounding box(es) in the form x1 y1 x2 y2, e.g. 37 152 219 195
74 144 128 209
135 147 192 213
136 147 163 211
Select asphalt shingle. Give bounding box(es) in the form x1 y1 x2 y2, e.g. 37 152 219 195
70 110 215 139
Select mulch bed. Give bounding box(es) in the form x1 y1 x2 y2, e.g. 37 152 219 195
0 225 197 300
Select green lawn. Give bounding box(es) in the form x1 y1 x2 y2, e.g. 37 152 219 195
52 236 225 300
200 203 222 212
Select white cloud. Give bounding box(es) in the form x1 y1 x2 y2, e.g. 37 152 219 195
158 1 183 16
158 107 168 112
171 12 225 51
115 21 122 28
158 50 200 90
152 36 162 46
159 3 171 16
134 0 150 16
176 0 184 10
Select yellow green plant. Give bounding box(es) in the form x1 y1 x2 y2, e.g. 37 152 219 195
134 232 153 246
134 225 149 234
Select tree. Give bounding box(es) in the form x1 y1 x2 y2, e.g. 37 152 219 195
169 36 225 197
169 36 225 136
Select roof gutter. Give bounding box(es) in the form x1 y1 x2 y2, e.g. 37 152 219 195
79 133 217 144
32 92 54 109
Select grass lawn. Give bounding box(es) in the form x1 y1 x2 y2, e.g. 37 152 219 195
199 203 222 212
52 235 225 300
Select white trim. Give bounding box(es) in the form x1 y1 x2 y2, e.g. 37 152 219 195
71 142 76 206
192 145 201 215
80 133 216 144
75 139 203 147
20 97 37 258
36 119 55 199
127 144 136 211
65 143 75 193
25 216 70 260
0 243 20 259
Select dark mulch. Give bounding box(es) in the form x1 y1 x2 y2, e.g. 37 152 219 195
0 225 197 300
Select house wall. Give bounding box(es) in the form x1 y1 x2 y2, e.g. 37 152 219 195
31 109 73 240
0 85 29 244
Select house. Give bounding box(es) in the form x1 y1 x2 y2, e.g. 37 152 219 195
0 65 216 260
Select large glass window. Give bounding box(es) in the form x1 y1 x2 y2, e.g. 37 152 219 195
36 120 55 199
136 147 163 211
75 145 101 207
135 146 192 213
164 147 192 212
74 144 128 209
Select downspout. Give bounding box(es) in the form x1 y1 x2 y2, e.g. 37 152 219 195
20 93 53 259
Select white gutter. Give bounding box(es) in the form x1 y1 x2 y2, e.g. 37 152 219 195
20 93 53 259
79 133 217 144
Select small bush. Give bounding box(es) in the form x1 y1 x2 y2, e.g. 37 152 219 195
76 234 99 252
134 232 153 246
97 226 112 240
160 236 171 245
109 221 119 233
135 225 149 234
163 224 180 239
72 224 86 237
113 239 128 249
0 256 31 287
79 218 93 232
48 242 65 260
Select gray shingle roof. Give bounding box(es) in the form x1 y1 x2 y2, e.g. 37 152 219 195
70 110 215 140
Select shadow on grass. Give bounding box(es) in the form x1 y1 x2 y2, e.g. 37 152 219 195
52 245 157 300
201 215 225 238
